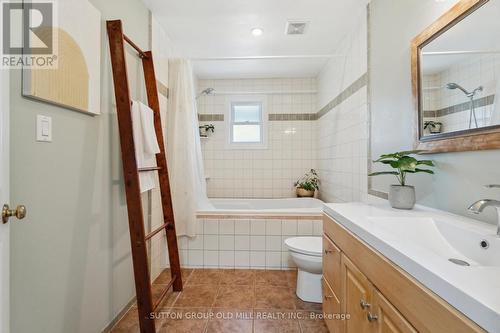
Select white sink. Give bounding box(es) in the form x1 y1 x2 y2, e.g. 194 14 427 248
323 202 500 332
368 217 500 267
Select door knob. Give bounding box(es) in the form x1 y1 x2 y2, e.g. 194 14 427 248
2 204 27 224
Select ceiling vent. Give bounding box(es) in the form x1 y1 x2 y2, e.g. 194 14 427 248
285 21 309 35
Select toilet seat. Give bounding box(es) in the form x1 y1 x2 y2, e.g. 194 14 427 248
285 237 322 257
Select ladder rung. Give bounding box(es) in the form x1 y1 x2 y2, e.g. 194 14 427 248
138 167 162 172
145 222 171 241
153 275 177 311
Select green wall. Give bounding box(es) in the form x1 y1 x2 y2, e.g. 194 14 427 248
10 0 151 332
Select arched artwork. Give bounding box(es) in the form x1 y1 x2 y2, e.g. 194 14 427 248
22 0 101 115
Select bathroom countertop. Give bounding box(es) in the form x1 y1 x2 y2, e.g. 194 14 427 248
323 202 500 332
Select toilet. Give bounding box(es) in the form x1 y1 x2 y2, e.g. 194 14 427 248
285 236 323 303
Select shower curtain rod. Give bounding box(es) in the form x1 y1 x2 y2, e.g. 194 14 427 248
190 54 343 61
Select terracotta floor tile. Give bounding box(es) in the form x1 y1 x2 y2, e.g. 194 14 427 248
253 310 301 333
220 269 256 286
173 284 218 307
297 311 330 333
153 268 193 285
213 285 255 308
294 297 323 312
255 286 297 310
110 308 164 333
110 309 140 333
255 270 297 288
205 318 253 333
157 308 210 333
186 269 222 285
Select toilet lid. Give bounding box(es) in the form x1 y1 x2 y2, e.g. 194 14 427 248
285 237 323 257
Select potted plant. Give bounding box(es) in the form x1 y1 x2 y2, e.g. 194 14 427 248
294 169 320 198
369 150 435 209
424 121 443 134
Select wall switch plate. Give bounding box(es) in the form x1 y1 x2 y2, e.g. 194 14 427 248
36 115 52 142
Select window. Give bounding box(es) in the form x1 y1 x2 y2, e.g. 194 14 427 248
228 97 267 148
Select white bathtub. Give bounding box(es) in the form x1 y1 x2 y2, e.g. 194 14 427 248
184 197 325 270
197 198 324 217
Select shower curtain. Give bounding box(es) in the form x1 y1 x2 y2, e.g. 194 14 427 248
167 59 210 237
491 74 500 126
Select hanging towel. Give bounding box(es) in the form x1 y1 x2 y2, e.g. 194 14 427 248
131 100 159 193
139 102 161 154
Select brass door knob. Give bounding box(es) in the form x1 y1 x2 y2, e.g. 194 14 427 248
2 204 27 224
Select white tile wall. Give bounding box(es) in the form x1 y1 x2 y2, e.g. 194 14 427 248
178 218 323 269
197 78 318 198
316 16 369 204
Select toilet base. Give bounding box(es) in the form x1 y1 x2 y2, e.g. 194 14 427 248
296 269 323 303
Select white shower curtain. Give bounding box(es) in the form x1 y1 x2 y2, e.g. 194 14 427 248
491 74 500 126
167 59 210 237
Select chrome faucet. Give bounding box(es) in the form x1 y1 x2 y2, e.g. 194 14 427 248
468 185 500 236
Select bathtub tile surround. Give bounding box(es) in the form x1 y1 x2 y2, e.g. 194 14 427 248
179 218 323 269
198 78 318 198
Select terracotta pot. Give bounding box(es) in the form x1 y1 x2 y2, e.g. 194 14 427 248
296 188 315 198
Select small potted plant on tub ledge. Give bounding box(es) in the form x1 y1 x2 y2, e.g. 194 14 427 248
295 169 320 198
424 121 443 134
369 150 435 210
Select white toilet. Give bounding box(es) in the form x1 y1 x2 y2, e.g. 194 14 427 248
285 236 323 303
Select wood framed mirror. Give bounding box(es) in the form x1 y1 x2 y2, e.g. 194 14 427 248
411 0 500 153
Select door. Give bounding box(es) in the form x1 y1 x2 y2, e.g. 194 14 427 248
0 67 9 333
342 254 373 333
371 289 417 333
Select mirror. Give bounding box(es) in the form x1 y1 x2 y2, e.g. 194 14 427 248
413 0 500 152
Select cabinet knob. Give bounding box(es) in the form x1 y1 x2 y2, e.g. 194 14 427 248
367 312 379 322
324 249 334 255
324 295 334 300
360 300 371 310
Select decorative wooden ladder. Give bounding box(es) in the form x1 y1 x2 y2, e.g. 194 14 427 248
106 19 182 333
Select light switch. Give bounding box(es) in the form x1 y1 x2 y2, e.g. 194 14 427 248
36 115 52 142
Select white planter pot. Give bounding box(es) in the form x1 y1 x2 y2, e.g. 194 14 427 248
389 185 416 210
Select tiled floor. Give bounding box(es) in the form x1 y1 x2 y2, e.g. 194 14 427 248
110 268 329 333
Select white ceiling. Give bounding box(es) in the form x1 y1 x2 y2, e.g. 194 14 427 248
143 0 367 79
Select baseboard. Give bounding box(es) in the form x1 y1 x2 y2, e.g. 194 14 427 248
101 296 137 333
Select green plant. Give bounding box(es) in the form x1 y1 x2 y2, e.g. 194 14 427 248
424 121 442 130
369 150 435 186
295 169 320 191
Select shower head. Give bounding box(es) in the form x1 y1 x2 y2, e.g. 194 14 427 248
196 88 215 100
201 88 215 95
446 82 470 95
446 83 483 98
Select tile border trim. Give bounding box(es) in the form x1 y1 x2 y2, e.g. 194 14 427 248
423 94 495 118
316 72 368 119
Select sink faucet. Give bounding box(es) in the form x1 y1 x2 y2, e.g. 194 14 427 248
468 185 500 236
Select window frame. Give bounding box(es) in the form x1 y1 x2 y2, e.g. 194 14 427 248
226 95 268 149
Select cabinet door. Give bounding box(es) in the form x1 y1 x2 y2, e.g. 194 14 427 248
323 278 343 333
371 289 417 333
342 255 373 333
323 235 342 296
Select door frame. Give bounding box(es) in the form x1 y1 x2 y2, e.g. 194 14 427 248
0 67 10 333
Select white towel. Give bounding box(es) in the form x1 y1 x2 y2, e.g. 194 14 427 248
131 100 160 193
139 102 161 154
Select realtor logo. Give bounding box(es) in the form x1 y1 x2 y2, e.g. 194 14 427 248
1 0 57 68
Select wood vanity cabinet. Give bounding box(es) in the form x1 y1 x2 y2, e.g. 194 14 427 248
322 214 485 333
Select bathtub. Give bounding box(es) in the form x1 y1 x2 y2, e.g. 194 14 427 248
197 198 324 218
179 198 325 270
